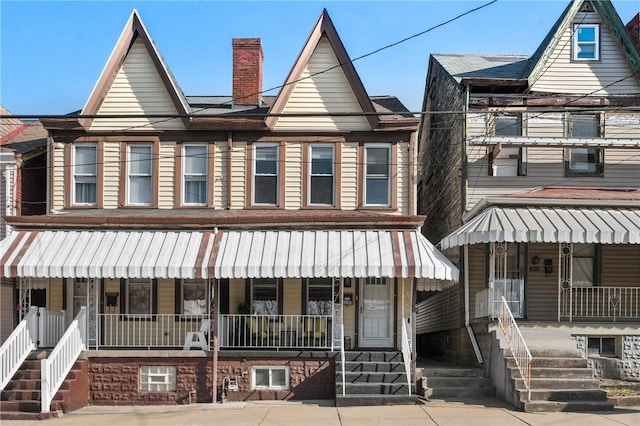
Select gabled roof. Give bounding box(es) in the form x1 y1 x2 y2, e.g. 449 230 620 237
1 106 26 144
525 0 640 84
266 9 379 129
80 10 190 127
431 54 530 83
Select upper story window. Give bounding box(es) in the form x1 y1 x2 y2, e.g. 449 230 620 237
127 144 153 206
308 145 334 206
253 144 279 206
565 114 603 176
72 144 97 205
182 144 208 205
494 114 522 136
573 24 599 61
364 144 391 206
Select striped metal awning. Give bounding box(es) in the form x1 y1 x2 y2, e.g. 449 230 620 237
212 229 458 281
0 230 215 279
440 207 640 250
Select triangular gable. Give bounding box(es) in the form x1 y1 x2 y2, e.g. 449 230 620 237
267 9 378 130
81 10 190 130
525 0 640 94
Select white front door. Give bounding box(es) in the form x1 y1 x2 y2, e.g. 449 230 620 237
359 278 393 348
67 278 100 347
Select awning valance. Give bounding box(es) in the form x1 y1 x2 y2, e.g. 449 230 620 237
213 230 458 281
0 230 215 279
440 207 640 250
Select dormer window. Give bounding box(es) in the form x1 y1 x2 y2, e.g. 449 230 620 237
573 24 599 61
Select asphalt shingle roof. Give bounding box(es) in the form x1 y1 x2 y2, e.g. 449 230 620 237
432 54 530 83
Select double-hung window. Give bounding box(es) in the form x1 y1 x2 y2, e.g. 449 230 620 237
127 144 153 205
251 279 278 315
308 145 334 206
73 144 97 205
573 24 599 61
490 114 526 176
364 145 391 206
306 278 333 315
182 144 208 205
565 114 603 176
253 144 279 205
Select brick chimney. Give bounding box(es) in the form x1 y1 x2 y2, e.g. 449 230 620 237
626 13 640 53
232 38 263 106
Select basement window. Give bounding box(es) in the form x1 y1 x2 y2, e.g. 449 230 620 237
140 366 177 391
252 366 289 390
587 337 617 358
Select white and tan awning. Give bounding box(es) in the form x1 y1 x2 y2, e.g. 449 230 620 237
0 230 216 279
440 207 640 250
213 230 458 281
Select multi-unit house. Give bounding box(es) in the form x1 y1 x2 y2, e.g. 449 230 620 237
0 9 458 418
417 0 639 411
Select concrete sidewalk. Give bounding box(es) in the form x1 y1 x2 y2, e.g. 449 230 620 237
4 398 639 426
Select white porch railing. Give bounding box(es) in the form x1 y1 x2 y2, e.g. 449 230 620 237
560 286 640 321
41 307 87 413
0 306 38 390
38 309 66 348
219 314 332 349
497 296 532 402
98 314 210 348
475 279 525 319
401 318 412 396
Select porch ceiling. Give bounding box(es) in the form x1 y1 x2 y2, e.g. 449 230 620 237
440 207 640 250
213 229 459 281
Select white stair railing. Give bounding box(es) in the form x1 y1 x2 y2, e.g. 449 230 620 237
38 308 66 348
401 318 412 395
41 307 87 413
497 296 532 402
0 306 38 390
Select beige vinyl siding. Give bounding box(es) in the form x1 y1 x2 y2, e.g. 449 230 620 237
415 286 461 334
467 245 486 321
157 279 174 314
229 279 245 314
285 143 303 209
274 38 371 131
467 113 489 138
213 141 228 209
395 278 412 340
526 113 565 137
103 142 121 208
343 289 356 347
229 142 247 209
1 282 14 344
527 243 560 321
530 12 640 95
90 39 185 131
605 113 640 139
467 146 640 210
341 142 358 210
602 245 640 287
52 144 65 211
48 278 63 311
158 142 175 209
396 141 409 215
283 278 301 315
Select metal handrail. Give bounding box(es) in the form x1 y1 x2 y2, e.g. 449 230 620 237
497 296 532 402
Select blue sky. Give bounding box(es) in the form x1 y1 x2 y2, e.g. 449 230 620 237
1 0 638 115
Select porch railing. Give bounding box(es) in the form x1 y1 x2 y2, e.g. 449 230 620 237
401 318 412 395
0 306 38 390
497 296 532 402
475 279 525 319
560 286 640 321
98 314 210 348
219 314 332 349
38 309 66 348
41 307 87 413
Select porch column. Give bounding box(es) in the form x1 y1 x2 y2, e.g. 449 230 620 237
332 278 343 350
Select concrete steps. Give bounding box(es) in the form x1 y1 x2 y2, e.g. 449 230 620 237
0 354 88 421
335 351 416 406
421 365 495 399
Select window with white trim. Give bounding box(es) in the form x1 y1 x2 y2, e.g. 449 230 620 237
181 279 207 315
72 144 97 205
252 366 289 390
140 366 176 391
182 144 208 205
127 144 153 205
573 24 599 60
126 279 153 315
364 145 390 206
253 144 279 205
565 114 603 176
308 144 334 206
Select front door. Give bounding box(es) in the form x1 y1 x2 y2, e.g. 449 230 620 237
359 278 393 348
67 278 100 347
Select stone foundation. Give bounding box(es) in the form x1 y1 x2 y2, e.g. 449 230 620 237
576 335 640 382
88 353 335 405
